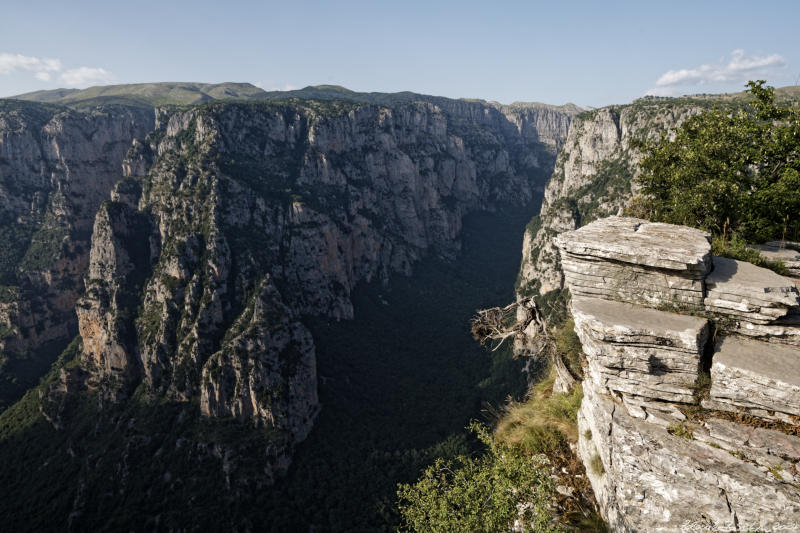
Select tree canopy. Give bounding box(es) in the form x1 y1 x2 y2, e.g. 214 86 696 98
634 81 800 243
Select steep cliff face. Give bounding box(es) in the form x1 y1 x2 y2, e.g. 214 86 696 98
0 101 153 406
555 217 800 532
70 99 575 472
516 101 702 299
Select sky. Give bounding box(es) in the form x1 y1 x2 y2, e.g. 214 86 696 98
1 0 798 108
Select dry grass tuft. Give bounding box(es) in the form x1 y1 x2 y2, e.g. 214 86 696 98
494 369 582 455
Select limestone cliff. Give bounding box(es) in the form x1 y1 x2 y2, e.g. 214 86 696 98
70 98 576 473
516 100 704 298
0 100 153 406
555 217 800 532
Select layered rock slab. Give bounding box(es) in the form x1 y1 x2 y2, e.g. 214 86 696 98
571 295 708 404
754 242 800 278
704 256 800 324
555 217 712 309
734 312 800 347
578 379 800 533
705 335 800 423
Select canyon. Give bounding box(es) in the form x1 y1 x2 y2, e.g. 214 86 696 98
0 83 576 529
1 81 798 531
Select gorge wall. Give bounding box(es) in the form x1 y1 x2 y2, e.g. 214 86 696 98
0 101 153 406
73 99 574 434
0 91 580 508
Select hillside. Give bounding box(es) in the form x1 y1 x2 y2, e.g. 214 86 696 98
13 82 269 108
13 82 583 116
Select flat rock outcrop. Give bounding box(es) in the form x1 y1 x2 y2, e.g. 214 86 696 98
705 335 800 423
571 295 708 404
555 217 711 308
550 215 800 532
755 242 800 278
705 256 800 323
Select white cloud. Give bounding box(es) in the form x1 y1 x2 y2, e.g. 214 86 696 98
0 52 115 88
59 66 115 87
647 50 786 96
0 53 61 76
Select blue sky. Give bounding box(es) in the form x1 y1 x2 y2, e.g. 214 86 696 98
1 0 798 107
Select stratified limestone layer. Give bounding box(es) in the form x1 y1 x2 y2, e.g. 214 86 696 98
705 335 800 423
571 296 708 403
555 217 712 309
578 379 800 533
754 243 800 278
734 310 800 347
704 256 800 324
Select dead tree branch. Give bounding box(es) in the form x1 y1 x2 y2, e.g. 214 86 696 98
470 298 552 353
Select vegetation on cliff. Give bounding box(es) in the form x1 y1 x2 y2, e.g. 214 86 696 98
633 81 800 244
397 421 558 533
398 294 606 532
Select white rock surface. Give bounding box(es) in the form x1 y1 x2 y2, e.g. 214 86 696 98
705 256 800 324
555 217 711 309
578 379 800 533
705 335 800 423
571 295 708 404
551 216 800 531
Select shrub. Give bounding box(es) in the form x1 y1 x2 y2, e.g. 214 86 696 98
397 422 560 533
667 423 694 440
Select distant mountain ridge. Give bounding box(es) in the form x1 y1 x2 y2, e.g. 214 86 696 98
12 82 268 109
11 81 583 112
15 81 800 115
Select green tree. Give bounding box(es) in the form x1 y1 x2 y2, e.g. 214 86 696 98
396 422 560 533
634 81 800 243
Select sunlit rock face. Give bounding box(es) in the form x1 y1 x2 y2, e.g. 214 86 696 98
0 101 153 405
71 98 576 475
515 103 703 301
553 216 800 533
